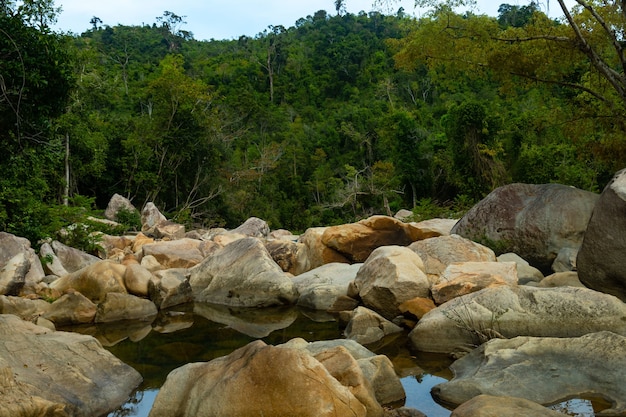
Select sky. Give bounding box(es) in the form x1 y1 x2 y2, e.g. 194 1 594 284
52 0 574 41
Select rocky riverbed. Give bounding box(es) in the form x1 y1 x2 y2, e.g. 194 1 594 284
1 175 626 416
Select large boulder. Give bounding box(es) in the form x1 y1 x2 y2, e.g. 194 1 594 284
433 332 626 416
189 237 298 307
292 262 361 310
43 292 97 325
149 269 193 310
50 240 100 274
296 227 350 274
0 252 29 295
231 216 270 238
450 395 568 417
408 235 496 282
280 338 406 407
0 314 142 416
313 346 384 417
140 202 167 235
353 246 430 319
0 232 44 291
321 216 419 263
49 261 127 304
431 262 517 305
409 285 626 354
451 183 599 272
0 295 51 320
123 263 153 297
149 340 370 417
577 168 626 301
39 242 69 277
409 218 459 239
264 239 306 275
104 193 136 221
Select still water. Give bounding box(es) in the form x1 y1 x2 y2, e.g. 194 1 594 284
63 303 604 417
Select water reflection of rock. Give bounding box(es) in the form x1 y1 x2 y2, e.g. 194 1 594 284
193 302 298 338
152 309 195 334
64 319 156 347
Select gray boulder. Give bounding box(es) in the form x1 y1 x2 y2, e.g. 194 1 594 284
51 240 100 274
104 193 136 221
0 252 29 295
292 262 361 310
231 216 270 238
0 232 44 291
189 237 298 307
578 168 626 301
39 242 69 277
0 314 142 416
140 202 167 234
451 183 598 272
409 285 626 354
433 332 626 416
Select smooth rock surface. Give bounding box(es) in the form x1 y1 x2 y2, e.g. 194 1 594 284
354 246 429 319
292 262 361 310
49 261 127 303
451 183 598 272
0 314 142 417
149 340 368 417
322 216 418 263
431 262 517 305
433 332 626 416
409 285 626 353
409 235 496 281
578 168 626 301
189 237 298 307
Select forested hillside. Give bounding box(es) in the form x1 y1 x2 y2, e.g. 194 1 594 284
2 0 625 244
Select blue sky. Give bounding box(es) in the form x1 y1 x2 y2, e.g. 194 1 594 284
52 0 574 41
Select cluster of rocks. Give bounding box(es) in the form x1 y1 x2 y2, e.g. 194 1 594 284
1 171 626 416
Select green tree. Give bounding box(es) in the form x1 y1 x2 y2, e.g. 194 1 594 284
0 0 74 241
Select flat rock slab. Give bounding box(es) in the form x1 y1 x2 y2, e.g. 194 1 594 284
0 314 142 416
409 285 626 353
433 331 626 416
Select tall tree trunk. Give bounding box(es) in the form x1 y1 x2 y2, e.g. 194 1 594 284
64 133 69 206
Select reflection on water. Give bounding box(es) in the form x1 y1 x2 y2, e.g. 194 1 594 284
63 303 607 417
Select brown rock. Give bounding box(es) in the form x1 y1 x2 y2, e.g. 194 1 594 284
409 235 496 282
49 261 127 304
398 297 436 320
322 216 417 263
431 262 517 305
149 340 368 417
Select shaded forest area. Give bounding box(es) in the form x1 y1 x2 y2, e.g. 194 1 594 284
2 0 625 245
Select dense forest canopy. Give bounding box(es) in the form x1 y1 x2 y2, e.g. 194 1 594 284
1 0 625 245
